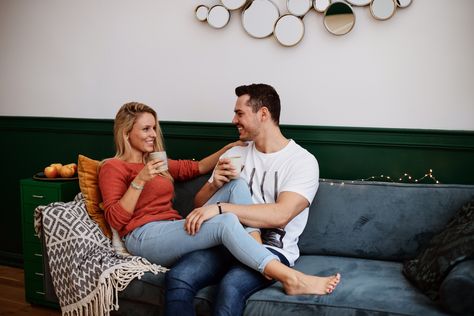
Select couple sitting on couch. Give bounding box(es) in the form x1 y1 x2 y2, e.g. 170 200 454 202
98 83 341 316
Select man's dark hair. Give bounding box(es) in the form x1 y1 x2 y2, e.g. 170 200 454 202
235 84 281 125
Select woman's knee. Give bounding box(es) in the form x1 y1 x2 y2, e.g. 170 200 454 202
216 212 239 226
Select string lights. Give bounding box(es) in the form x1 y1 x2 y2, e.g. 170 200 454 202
321 169 441 185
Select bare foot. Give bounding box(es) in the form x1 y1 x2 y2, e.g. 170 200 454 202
283 272 341 295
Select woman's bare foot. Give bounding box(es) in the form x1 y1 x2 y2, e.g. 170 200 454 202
282 271 341 296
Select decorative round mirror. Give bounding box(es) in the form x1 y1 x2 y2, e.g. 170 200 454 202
346 0 371 6
221 0 248 10
274 14 305 47
323 2 355 36
312 0 331 13
207 5 231 29
370 0 396 20
395 0 412 8
195 5 209 22
242 0 280 38
287 0 312 17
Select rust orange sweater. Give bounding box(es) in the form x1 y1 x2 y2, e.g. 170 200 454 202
99 158 200 237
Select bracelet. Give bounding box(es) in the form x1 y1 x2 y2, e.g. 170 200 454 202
217 201 223 214
130 181 144 190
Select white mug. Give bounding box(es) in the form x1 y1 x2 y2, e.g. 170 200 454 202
149 151 168 172
228 156 242 179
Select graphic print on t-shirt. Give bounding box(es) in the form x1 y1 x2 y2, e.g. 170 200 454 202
247 167 287 249
261 228 286 249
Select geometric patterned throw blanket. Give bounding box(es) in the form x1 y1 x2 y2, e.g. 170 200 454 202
34 193 168 316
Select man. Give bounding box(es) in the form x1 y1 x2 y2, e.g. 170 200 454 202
165 84 339 316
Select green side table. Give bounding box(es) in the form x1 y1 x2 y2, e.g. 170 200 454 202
20 178 79 308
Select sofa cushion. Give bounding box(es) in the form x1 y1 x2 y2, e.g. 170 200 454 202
243 255 450 316
299 180 474 261
402 199 474 300
117 255 451 316
439 260 474 315
173 175 209 217
77 154 112 238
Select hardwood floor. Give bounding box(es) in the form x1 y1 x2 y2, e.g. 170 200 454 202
0 265 61 316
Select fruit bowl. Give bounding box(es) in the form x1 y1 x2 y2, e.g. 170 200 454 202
33 171 78 181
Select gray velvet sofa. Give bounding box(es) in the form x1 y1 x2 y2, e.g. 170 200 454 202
112 176 474 316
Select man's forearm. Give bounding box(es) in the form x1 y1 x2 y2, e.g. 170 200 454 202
219 192 309 228
194 181 219 207
219 202 291 228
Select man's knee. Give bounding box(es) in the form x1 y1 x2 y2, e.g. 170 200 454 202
229 178 247 189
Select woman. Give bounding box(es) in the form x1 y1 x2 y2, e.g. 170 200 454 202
98 102 340 298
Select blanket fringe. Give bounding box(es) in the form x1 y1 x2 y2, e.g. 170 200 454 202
61 257 168 316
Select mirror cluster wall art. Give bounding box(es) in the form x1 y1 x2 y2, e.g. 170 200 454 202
194 0 413 47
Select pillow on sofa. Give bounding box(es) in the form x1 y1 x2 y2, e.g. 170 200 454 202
77 154 112 239
402 198 474 300
439 260 474 314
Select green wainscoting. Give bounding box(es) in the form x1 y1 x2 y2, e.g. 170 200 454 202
1 116 473 266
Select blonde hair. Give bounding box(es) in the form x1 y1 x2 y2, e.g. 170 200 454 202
113 102 172 181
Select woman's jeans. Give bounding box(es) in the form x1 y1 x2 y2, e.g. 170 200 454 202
124 178 278 272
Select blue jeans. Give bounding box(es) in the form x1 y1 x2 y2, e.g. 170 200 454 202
124 179 277 271
164 180 290 316
165 246 289 316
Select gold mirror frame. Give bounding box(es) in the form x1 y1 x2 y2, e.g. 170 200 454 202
195 5 209 22
287 0 312 17
324 2 356 36
242 0 280 39
221 0 248 10
207 5 231 29
346 0 371 6
274 14 305 47
313 0 331 13
396 0 412 8
370 0 396 21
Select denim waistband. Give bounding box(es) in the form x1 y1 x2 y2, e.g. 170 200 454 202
267 247 289 266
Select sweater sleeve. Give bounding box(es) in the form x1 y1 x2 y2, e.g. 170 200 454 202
98 160 134 231
168 159 200 181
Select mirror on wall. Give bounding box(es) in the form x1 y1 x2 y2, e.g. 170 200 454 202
396 0 412 8
195 0 413 47
242 0 280 38
312 0 331 13
324 1 355 36
221 0 248 10
370 0 396 20
207 5 231 29
195 5 209 22
274 14 305 47
287 0 312 17
346 0 371 6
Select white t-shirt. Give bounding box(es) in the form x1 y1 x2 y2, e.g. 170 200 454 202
212 140 319 265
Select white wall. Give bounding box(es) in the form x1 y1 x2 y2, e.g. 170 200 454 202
0 0 473 130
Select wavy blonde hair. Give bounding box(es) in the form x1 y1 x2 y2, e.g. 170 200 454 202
113 102 172 181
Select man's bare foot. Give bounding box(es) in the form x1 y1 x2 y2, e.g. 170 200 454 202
282 272 341 295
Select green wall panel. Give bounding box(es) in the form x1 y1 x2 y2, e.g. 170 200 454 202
1 116 473 266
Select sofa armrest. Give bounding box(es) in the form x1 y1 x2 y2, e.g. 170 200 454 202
439 259 474 315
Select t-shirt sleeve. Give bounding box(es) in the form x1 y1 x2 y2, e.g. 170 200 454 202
279 154 319 205
98 160 134 231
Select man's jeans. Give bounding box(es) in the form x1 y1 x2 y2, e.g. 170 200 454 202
164 179 289 316
165 246 289 316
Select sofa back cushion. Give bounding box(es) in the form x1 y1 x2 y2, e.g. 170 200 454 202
299 180 474 261
173 175 209 217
